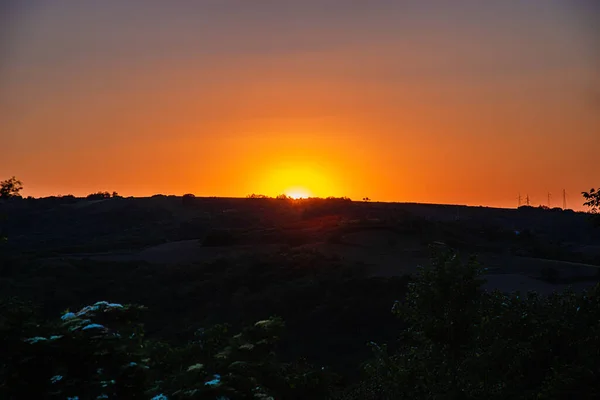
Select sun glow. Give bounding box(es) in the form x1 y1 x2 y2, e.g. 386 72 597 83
258 162 342 200
285 188 311 199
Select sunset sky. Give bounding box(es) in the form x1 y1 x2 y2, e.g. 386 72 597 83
1 1 599 208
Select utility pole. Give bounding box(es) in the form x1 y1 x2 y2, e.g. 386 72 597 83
563 189 566 209
547 192 551 208
526 194 530 206
518 193 522 208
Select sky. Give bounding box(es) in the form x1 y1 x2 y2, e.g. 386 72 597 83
1 0 599 208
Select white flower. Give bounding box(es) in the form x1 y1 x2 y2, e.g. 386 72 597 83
68 319 92 331
204 374 221 387
50 375 63 384
94 301 123 309
151 394 169 400
61 312 76 321
74 301 121 318
254 319 277 328
75 305 98 316
186 363 204 372
24 337 47 344
82 324 106 331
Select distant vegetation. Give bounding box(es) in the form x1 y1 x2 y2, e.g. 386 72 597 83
86 191 121 200
247 193 352 202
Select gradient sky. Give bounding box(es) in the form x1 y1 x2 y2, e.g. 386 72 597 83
1 1 599 208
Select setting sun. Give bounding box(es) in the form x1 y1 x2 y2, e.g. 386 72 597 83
2 1 598 210
285 188 311 199
257 163 343 200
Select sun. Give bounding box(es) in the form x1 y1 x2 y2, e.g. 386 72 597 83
285 188 311 199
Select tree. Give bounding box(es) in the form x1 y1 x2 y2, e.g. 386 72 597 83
0 177 23 199
360 247 600 399
86 192 111 200
182 193 196 207
582 188 600 213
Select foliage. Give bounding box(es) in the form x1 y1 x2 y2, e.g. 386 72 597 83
87 191 112 200
154 317 335 399
359 248 600 400
583 188 600 213
0 299 334 399
1 299 148 399
5 245 600 398
0 176 23 199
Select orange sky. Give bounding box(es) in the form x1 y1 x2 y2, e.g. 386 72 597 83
1 1 599 209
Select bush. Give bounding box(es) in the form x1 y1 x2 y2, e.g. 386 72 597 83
356 248 600 400
1 300 334 399
86 192 112 200
182 193 196 207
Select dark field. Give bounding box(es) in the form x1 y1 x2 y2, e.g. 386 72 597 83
2 196 600 396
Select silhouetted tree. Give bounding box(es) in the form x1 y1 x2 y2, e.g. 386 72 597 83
0 177 23 199
86 191 111 200
182 193 196 207
582 188 600 213
362 197 370 202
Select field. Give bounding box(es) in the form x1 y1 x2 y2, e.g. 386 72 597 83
2 195 600 397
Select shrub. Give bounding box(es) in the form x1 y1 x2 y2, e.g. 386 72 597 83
357 248 600 400
86 192 111 200
1 299 334 399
